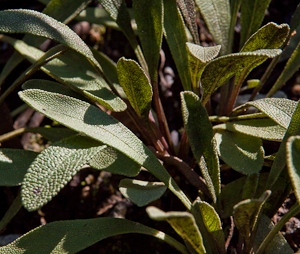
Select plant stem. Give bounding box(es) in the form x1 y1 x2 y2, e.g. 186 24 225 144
256 202 300 254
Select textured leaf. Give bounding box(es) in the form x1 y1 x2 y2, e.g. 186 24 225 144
233 191 271 238
193 200 225 254
213 118 286 141
0 0 92 85
146 206 206 254
0 149 38 186
287 135 300 203
233 98 297 129
218 174 287 218
117 58 153 118
132 0 163 82
253 215 294 254
267 100 300 189
194 0 230 55
89 146 141 177
201 49 282 104
164 0 191 90
0 9 102 72
119 179 167 207
240 0 272 48
98 0 147 70
186 42 221 91
22 135 106 211
0 217 189 254
215 130 264 175
3 36 126 112
241 22 289 52
19 89 191 209
181 91 220 202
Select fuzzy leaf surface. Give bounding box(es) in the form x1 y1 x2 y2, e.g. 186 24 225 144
119 179 167 207
0 149 38 186
233 98 297 129
240 0 272 48
287 136 300 203
21 135 106 211
201 49 282 104
181 91 220 202
215 130 264 175
194 0 230 55
117 58 152 118
0 217 187 254
146 206 206 254
214 118 286 141
164 0 191 90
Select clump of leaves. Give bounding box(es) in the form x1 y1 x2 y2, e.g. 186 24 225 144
0 0 300 253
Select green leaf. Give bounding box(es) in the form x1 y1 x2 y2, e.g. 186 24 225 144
213 118 286 141
215 130 264 175
228 0 241 53
19 89 192 209
267 100 300 189
241 22 290 52
0 217 189 254
89 146 141 177
253 215 294 254
240 0 272 48
132 0 163 82
164 0 191 91
193 200 225 254
287 135 300 203
98 0 147 71
232 98 297 129
21 135 106 211
0 0 92 86
2 35 126 112
194 0 230 55
186 42 221 91
201 49 282 104
119 179 167 207
146 206 206 254
181 91 220 202
289 3 300 33
233 191 271 238
0 9 102 73
28 127 77 143
0 149 38 186
117 58 153 118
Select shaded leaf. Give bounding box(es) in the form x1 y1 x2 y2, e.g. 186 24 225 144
19 89 192 209
117 58 153 118
90 146 141 177
146 206 206 254
21 135 106 211
164 0 191 90
287 135 300 203
27 127 77 143
119 179 167 207
201 49 282 104
232 98 297 129
181 91 220 202
133 0 163 82
0 149 37 186
213 118 286 141
194 0 230 55
241 22 289 52
289 3 300 33
186 42 221 91
240 0 272 48
0 217 189 254
233 191 271 238
193 200 225 254
215 130 264 175
253 215 294 254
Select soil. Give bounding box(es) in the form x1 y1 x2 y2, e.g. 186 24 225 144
1 0 300 253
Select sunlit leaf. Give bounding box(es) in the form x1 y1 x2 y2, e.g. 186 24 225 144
119 179 167 207
215 130 264 175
